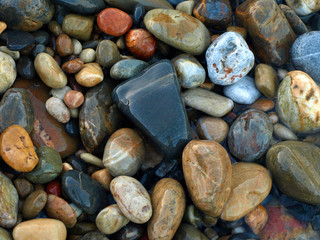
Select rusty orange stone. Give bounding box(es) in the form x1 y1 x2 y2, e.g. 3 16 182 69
56 34 73 57
0 125 39 172
62 58 84 74
247 98 275 112
64 90 84 109
126 29 157 60
245 204 268 234
97 8 133 37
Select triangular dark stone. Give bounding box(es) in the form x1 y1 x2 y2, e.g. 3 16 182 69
112 59 191 158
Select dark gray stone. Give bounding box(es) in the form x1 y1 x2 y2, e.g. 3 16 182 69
51 0 105 14
110 59 149 80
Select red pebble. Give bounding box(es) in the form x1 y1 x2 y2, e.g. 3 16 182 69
97 8 133 37
126 29 156 60
46 180 61 197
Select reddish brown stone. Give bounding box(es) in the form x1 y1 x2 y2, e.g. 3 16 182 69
247 98 275 112
62 58 84 74
245 204 268 234
56 34 73 57
126 29 156 60
97 8 133 37
64 90 84 109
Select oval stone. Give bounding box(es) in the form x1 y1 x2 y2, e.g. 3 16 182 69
62 14 94 41
182 140 232 217
144 9 210 55
0 51 17 94
110 59 149 80
56 33 73 57
75 63 104 87
22 190 47 219
220 162 272 221
96 40 121 68
254 63 278 98
196 117 229 143
45 97 70 123
148 178 186 240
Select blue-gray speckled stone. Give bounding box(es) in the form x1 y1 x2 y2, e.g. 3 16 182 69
110 59 149 80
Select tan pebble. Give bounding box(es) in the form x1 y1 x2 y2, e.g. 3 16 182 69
176 1 196 15
75 63 103 87
0 51 16 94
211 34 220 42
0 21 7 34
64 90 84 109
91 169 113 191
247 98 275 112
80 152 104 168
116 36 126 50
22 190 47 219
255 63 278 98
79 48 96 63
277 68 288 80
46 97 70 123
45 47 55 57
273 123 298 140
196 116 229 143
0 46 20 60
245 204 268 235
267 112 279 124
62 162 73 175
70 108 79 118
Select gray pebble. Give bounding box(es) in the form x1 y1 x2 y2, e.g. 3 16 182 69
110 59 149 80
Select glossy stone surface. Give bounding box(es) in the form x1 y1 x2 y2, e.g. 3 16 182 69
62 170 107 215
45 97 70 123
62 58 84 74
56 34 73 57
0 52 16 95
51 0 105 14
75 63 104 87
104 0 173 12
245 204 268 235
96 40 121 68
22 190 47 219
0 227 11 240
236 0 296 66
110 59 149 80
0 30 35 51
228 109 273 162
112 60 191 158
62 14 94 41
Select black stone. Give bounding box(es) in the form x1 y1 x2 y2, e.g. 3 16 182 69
17 56 36 80
54 4 71 25
65 118 80 137
0 30 35 51
66 155 88 173
139 168 155 190
133 4 145 26
112 60 191 158
32 31 50 45
32 44 46 58
155 159 177 178
62 170 107 215
112 223 144 240
51 0 105 14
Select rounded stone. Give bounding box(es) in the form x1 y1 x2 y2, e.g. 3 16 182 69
228 109 273 162
34 53 67 89
196 116 229 143
0 51 16 94
96 40 121 68
273 123 298 141
103 128 145 177
254 63 278 98
79 48 96 63
13 178 33 199
206 32 254 86
248 98 275 112
0 227 11 240
45 97 71 123
72 38 82 55
91 169 113 191
110 176 152 224
75 63 104 87
182 140 232 217
245 204 268 235
220 162 272 221
176 1 195 15
62 58 84 74
279 4 308 35
64 90 84 109
110 59 149 80
56 34 73 57
22 190 47 219
285 0 320 15
226 26 247 39
62 14 94 41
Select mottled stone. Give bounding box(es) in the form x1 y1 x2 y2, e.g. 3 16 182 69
0 52 16 94
110 59 149 80
245 204 268 235
174 223 209 240
45 97 70 123
0 46 19 60
104 0 173 12
22 190 47 219
64 90 84 109
62 58 84 74
248 98 275 112
255 64 278 98
79 48 96 63
96 40 121 68
62 14 94 41
51 0 105 14
280 4 308 35
285 0 320 15
196 116 228 143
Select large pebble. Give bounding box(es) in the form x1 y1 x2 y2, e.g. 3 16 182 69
110 59 149 80
46 97 70 123
22 190 47 219
148 178 185 240
182 140 232 217
75 63 104 87
277 71 320 133
0 52 16 94
220 162 272 221
285 0 320 15
144 9 210 55
228 109 273 162
110 176 152 224
96 40 121 68
254 64 278 98
206 32 254 86
62 14 94 41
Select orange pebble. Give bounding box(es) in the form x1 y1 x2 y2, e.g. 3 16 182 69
64 90 84 109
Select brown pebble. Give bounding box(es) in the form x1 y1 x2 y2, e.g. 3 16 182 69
64 90 84 109
62 58 84 74
48 20 63 37
245 204 268 235
196 116 229 143
75 63 104 87
22 190 47 219
247 98 275 112
91 169 113 191
56 34 74 57
13 178 34 199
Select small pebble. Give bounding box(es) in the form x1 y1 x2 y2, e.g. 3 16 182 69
75 63 104 87
273 123 298 140
51 86 72 100
72 38 82 55
56 33 73 57
79 48 96 63
64 90 84 109
0 46 20 60
0 21 7 34
22 190 47 219
45 97 71 123
96 40 121 68
196 116 229 142
62 58 84 74
91 169 113 191
255 63 278 98
80 152 104 168
244 204 268 235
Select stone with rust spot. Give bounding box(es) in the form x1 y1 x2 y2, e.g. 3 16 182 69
182 140 232 217
276 70 320 133
148 178 186 240
245 204 268 235
0 125 38 172
220 162 272 221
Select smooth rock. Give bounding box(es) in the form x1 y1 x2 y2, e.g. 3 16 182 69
45 97 70 123
112 60 191 158
223 76 260 104
91 169 113 191
182 140 232 217
13 178 33 199
17 56 35 80
247 98 275 112
56 34 73 57
75 63 104 87
0 52 16 94
110 59 149 80
280 4 308 35
245 204 268 235
183 205 202 228
273 123 298 140
62 14 94 41
48 20 63 36
285 0 320 15
254 64 278 98
0 21 6 34
174 223 209 240
96 40 121 68
196 116 229 143
32 30 49 45
72 38 82 55
206 32 254 86
182 88 234 117
79 48 96 63
104 0 173 12
51 0 105 14
228 109 273 162
133 4 146 25
22 190 47 219
144 9 210 55
64 90 84 109
0 227 12 240
0 46 19 60
176 1 195 15
50 86 71 100
62 58 84 74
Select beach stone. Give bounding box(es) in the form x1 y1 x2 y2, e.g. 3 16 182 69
50 86 72 100
0 171 18 228
91 169 113 191
96 204 129 234
223 76 260 105
248 98 275 112
0 46 19 60
176 1 195 15
206 32 254 85
110 176 152 224
148 178 186 240
22 190 47 219
172 54 205 88
0 21 6 34
13 219 67 240
0 52 16 95
280 4 308 35
196 117 228 143
254 64 278 98
267 141 320 204
75 63 104 87
45 97 70 123
174 223 209 240
183 140 232 217
13 178 33 199
193 0 232 29
17 56 35 80
26 146 62 184
104 0 173 12
48 20 63 36
273 123 298 140
291 31 320 84
32 30 49 45
228 109 273 162
236 0 296 66
62 14 94 41
182 88 234 117
0 125 38 172
62 58 84 74
220 162 272 221
79 48 96 63
0 30 34 51
51 0 105 14
56 34 73 57
79 232 109 240
110 59 149 80
62 170 107 214
72 39 82 55
0 227 11 240
285 0 320 15
0 0 54 31
64 90 84 109
96 40 121 68
34 53 67 89
144 9 210 55
276 71 320 133
112 60 191 158
245 205 268 235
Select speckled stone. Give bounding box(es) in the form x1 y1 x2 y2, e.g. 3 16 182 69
75 63 104 88
0 52 16 94
110 59 149 80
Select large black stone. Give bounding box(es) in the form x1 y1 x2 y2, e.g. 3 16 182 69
0 30 35 51
51 0 105 14
112 60 191 158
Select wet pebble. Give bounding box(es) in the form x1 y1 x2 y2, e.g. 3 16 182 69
244 204 268 235
45 97 71 123
110 59 149 80
75 63 104 87
64 90 84 109
196 116 229 143
96 40 121 68
62 58 84 74
56 34 73 57
254 64 278 98
273 123 298 140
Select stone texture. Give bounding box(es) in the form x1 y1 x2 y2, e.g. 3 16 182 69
56 34 73 57
0 227 11 240
62 58 84 74
273 123 298 141
280 4 308 35
245 204 268 235
96 40 121 68
174 223 209 240
285 0 320 15
0 52 16 94
64 90 84 109
255 63 278 98
45 97 70 123
91 169 113 191
22 190 47 219
104 0 173 12
75 63 104 87
196 117 228 143
110 59 149 80
13 178 33 199
62 14 94 41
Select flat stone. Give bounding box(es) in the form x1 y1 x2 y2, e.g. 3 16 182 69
112 60 192 158
0 52 16 95
62 14 94 41
110 59 149 80
51 0 105 14
104 0 173 12
273 123 298 141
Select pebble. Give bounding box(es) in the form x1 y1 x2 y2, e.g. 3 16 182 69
51 86 72 100
51 0 105 15
46 194 77 228
69 203 82 218
96 40 121 68
0 227 11 240
254 64 278 98
110 176 152 224
96 204 129 234
141 143 164 171
32 44 46 58
13 219 67 240
64 90 84 109
0 46 20 60
110 59 149 80
0 51 16 94
13 178 33 199
103 128 145 177
22 190 47 219
62 58 84 74
48 20 63 36
196 116 229 143
273 123 298 140
0 29 35 51
0 171 18 228
105 0 173 12
46 181 61 197
228 109 273 162
46 97 71 123
62 14 94 41
32 30 49 45
277 70 320 133
172 54 206 88
182 88 234 117
79 48 96 63
79 153 104 168
144 9 210 55
97 8 133 36
0 125 38 172
17 56 35 80
56 34 73 57
0 21 7 34
220 162 272 221
184 205 202 228
148 178 186 240
247 98 275 112
75 63 104 87
244 204 268 235
176 1 195 15
285 0 320 15
279 4 308 35
226 26 247 39
223 76 260 104
291 31 320 84
72 38 82 55
125 28 157 60
78 232 109 240
91 169 113 191
174 223 209 240
206 32 254 86
34 53 67 89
